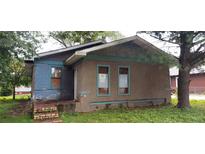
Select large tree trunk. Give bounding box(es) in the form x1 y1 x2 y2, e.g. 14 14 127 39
12 85 15 100
177 68 191 108
177 32 192 109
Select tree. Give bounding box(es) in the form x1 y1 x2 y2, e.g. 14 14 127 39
0 31 43 71
49 31 123 47
0 31 44 98
143 31 205 109
6 58 31 100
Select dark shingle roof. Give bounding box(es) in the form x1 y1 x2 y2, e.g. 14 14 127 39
36 40 105 58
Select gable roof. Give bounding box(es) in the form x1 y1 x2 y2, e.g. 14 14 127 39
65 35 169 65
36 40 105 58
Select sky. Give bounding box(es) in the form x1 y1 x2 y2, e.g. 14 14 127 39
39 31 179 57
40 31 137 53
39 31 183 75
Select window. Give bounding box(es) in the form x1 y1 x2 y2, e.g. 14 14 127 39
51 67 62 89
97 65 110 96
118 66 130 95
51 67 62 78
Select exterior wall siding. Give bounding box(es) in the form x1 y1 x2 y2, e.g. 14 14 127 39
171 74 205 94
75 60 171 112
189 75 205 93
32 59 74 101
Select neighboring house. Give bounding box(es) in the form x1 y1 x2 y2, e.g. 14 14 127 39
15 86 31 95
26 35 172 112
171 72 205 94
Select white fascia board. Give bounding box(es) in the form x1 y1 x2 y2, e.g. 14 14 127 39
65 52 86 65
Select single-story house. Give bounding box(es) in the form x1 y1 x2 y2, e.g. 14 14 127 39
26 35 173 112
171 72 205 94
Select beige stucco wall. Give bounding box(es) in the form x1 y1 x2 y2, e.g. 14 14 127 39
74 60 171 112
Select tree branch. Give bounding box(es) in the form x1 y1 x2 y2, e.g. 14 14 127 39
192 32 200 37
149 34 180 45
189 50 205 67
49 35 68 48
195 42 205 53
192 38 205 47
54 38 68 48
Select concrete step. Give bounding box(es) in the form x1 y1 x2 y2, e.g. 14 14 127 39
33 111 59 120
34 118 63 123
33 105 57 113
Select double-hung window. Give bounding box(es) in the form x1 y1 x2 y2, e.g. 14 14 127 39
97 65 110 96
118 66 130 95
51 67 62 89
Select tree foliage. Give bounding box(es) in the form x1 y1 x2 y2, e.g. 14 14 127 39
6 58 31 99
49 31 123 47
143 31 205 108
144 32 205 68
0 31 44 98
0 31 43 71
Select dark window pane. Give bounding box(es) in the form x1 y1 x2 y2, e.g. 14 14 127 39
99 67 108 74
119 67 128 74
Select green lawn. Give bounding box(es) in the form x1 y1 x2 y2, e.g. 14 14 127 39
61 99 205 123
0 95 31 103
1 95 205 123
0 95 32 123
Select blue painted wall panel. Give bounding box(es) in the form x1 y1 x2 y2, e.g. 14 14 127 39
33 89 61 100
32 59 73 100
34 63 51 90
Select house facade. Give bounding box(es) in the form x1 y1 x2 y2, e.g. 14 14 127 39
171 73 205 94
28 36 172 112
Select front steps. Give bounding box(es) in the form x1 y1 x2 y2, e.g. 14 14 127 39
33 103 62 122
34 111 59 120
34 118 62 123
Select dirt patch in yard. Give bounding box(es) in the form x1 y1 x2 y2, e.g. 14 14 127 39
8 101 32 116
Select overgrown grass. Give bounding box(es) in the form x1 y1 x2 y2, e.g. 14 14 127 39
0 94 31 103
0 95 32 123
1 96 205 123
61 99 205 123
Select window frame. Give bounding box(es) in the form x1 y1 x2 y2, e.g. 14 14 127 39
118 65 131 96
96 64 111 97
50 66 62 90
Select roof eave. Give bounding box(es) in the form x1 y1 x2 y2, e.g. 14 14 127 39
65 52 86 65
36 40 105 58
